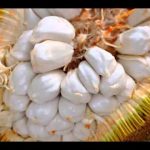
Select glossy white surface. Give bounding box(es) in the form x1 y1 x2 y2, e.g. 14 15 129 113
28 70 65 104
77 61 100 94
118 54 150 81
13 117 29 137
3 90 30 112
73 121 96 141
11 30 33 61
85 46 117 77
27 120 53 140
46 114 74 136
30 40 74 73
9 62 36 95
30 16 75 44
59 97 86 123
116 74 136 103
89 94 119 116
61 69 92 104
100 63 127 97
115 26 150 55
26 98 58 125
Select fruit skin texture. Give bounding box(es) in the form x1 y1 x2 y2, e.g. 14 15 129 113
77 61 100 94
3 90 30 112
8 62 36 96
115 26 150 55
100 63 127 97
13 117 29 138
85 46 117 77
26 98 59 126
61 69 92 104
11 30 33 61
89 94 119 116
27 70 65 104
46 114 74 136
27 120 61 141
59 97 86 123
30 16 75 44
73 121 96 141
116 74 136 103
30 40 74 73
118 54 150 81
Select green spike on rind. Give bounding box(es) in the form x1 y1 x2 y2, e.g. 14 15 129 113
127 104 145 127
112 119 127 140
118 111 133 134
93 85 150 142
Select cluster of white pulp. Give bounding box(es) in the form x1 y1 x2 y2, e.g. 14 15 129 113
115 26 150 81
3 9 150 141
24 9 82 30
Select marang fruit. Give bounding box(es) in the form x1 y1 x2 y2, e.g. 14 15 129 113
1 8 150 141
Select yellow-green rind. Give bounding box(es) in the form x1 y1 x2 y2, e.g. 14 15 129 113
88 78 150 141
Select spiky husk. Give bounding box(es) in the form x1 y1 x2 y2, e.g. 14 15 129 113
87 78 150 141
0 9 24 49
